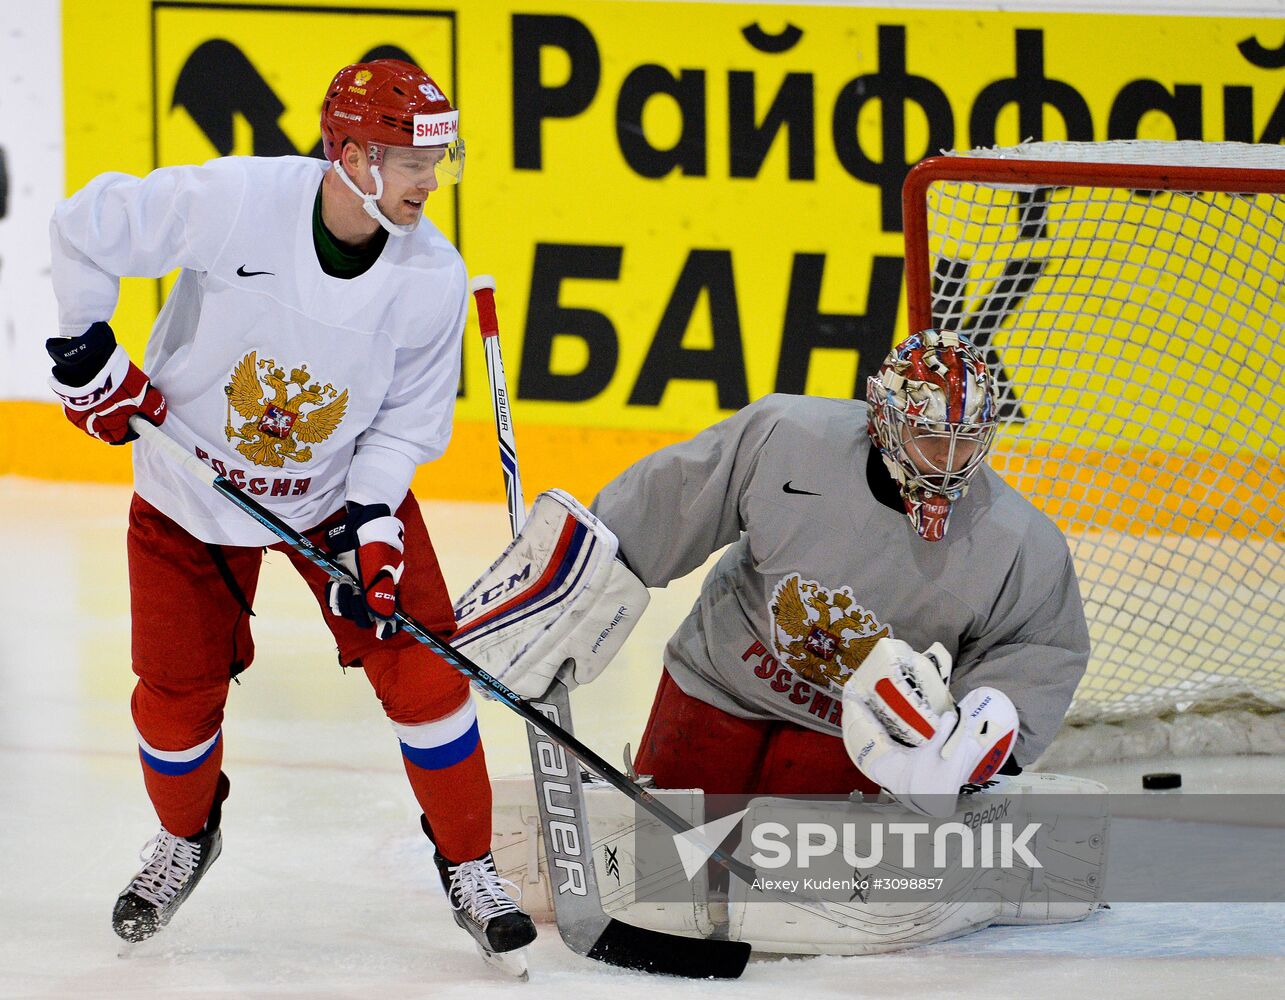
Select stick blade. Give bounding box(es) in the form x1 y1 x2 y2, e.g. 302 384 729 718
585 918 751 979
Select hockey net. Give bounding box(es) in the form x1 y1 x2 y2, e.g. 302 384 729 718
902 141 1284 766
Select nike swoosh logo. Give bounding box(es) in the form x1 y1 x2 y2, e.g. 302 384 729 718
782 481 821 496
236 265 274 277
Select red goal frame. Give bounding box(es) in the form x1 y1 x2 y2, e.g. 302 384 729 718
901 155 1285 335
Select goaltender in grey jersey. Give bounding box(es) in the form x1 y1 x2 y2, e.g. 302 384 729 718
592 393 1090 767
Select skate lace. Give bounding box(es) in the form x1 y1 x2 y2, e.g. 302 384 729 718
448 857 523 923
127 830 202 909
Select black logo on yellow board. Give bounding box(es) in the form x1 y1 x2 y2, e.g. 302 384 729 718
151 2 458 242
170 38 421 159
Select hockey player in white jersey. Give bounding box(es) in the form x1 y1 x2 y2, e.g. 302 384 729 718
46 58 535 969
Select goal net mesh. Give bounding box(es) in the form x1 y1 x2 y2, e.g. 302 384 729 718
906 141 1284 762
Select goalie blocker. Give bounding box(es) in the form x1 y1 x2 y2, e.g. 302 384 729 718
451 490 649 700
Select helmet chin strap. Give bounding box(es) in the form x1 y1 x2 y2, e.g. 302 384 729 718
332 159 419 238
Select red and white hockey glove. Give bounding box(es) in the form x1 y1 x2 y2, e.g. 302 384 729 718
841 637 1018 817
325 502 405 640
46 322 167 445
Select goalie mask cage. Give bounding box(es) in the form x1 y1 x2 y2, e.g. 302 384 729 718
902 140 1284 765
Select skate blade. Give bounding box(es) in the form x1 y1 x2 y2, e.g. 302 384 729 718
476 943 529 982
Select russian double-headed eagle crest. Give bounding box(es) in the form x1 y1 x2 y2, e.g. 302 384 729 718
769 574 891 688
224 352 348 468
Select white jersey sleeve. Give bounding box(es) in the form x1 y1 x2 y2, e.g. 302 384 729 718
50 162 244 336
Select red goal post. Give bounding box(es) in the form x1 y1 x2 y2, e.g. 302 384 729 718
900 141 1284 765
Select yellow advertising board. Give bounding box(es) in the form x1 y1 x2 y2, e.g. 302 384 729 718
44 0 1283 506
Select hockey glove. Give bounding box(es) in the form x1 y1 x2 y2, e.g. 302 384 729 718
325 502 405 640
841 637 1018 817
47 322 167 445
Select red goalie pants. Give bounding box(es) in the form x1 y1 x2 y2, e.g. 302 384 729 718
633 669 880 795
127 493 491 863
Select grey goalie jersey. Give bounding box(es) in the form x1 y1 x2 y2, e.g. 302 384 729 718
592 394 1090 766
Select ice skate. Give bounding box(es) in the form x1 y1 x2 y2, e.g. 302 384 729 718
112 774 227 944
423 817 536 979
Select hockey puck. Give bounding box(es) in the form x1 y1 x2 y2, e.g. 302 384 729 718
1142 772 1182 790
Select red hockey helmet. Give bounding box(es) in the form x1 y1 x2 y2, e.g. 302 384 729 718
866 329 999 541
320 59 463 183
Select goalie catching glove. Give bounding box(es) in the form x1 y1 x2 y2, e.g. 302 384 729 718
451 489 649 700
841 637 1017 817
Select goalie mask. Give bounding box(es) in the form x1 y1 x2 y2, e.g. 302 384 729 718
866 329 998 542
320 59 465 237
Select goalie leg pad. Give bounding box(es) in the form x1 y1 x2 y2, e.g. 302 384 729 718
489 772 1107 952
452 489 649 699
489 775 715 937
985 772 1109 926
727 795 1001 955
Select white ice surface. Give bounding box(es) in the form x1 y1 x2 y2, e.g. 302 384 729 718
1 479 1281 999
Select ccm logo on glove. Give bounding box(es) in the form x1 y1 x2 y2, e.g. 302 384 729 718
46 322 167 445
325 501 406 640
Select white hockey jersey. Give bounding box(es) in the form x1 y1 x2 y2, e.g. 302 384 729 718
50 156 467 545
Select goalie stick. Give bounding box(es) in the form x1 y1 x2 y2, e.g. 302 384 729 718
127 413 752 979
470 275 751 978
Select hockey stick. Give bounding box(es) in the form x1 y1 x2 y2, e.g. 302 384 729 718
127 414 752 979
472 276 524 539
470 275 751 978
